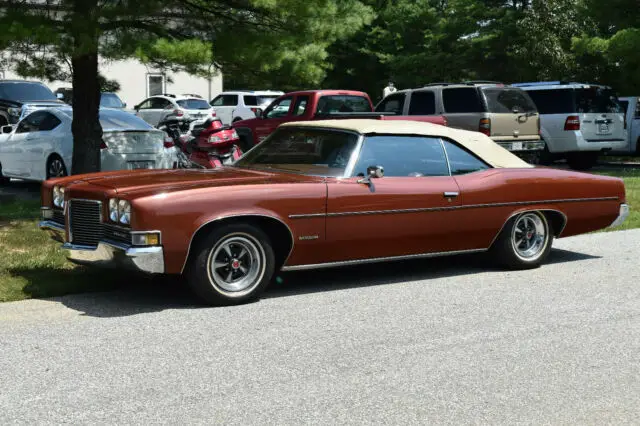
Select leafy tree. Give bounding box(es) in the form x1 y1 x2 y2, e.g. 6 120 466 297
0 0 372 174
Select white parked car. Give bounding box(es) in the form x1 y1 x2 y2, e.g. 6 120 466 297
133 94 215 127
618 97 640 155
0 107 178 182
210 90 283 125
512 82 628 170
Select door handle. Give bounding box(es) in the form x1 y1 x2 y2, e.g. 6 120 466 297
443 191 459 198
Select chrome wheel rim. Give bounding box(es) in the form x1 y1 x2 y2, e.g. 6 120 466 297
511 213 547 260
207 234 265 294
48 159 66 178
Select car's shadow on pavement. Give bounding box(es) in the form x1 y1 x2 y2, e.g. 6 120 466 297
44 248 600 318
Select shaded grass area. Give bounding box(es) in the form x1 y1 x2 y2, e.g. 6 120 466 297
592 169 640 232
0 200 131 302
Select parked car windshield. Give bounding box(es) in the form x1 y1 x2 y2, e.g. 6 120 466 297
575 87 623 114
316 95 372 114
234 127 359 177
482 88 537 113
0 82 57 102
99 109 154 130
100 93 125 108
177 98 211 110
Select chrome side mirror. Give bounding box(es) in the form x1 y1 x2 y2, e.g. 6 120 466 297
358 165 384 185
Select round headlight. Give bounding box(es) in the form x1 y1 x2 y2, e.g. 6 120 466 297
109 198 119 222
118 200 131 225
53 186 65 208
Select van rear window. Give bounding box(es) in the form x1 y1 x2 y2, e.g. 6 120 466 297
575 88 623 114
482 88 537 113
442 88 485 113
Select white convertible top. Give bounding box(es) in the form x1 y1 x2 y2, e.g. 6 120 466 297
281 119 533 169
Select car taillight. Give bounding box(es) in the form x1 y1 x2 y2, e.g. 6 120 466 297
479 118 491 136
564 115 580 131
100 140 108 150
209 135 222 143
211 110 216 116
174 109 184 117
230 130 239 139
163 134 175 148
442 116 448 127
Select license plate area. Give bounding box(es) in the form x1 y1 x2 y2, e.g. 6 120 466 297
127 161 155 170
597 123 611 134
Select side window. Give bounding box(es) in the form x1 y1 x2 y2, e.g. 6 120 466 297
408 91 436 115
292 96 309 117
221 95 238 106
154 98 173 109
442 139 490 175
15 111 49 134
375 93 405 114
137 99 153 110
442 88 484 113
264 97 293 119
635 101 640 119
352 136 449 177
244 96 258 106
525 89 573 114
38 113 62 131
210 96 224 107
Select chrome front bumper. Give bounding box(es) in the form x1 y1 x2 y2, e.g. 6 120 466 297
609 204 630 228
39 221 165 274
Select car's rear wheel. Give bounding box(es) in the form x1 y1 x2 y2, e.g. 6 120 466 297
186 223 275 306
491 211 553 269
46 155 68 179
566 152 598 170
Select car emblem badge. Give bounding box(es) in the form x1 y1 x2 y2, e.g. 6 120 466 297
231 259 240 269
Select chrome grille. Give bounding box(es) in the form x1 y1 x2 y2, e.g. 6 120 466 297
103 223 132 245
52 210 65 226
69 200 103 247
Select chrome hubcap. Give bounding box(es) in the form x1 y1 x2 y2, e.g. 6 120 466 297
207 235 265 293
49 159 65 178
511 213 547 260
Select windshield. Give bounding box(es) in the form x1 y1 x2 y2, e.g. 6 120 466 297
98 109 154 130
176 98 211 110
0 82 57 102
100 93 125 108
316 95 372 114
482 88 537 113
234 127 359 177
575 88 623 114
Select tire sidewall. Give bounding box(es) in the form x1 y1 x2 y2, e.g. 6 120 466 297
188 223 275 305
495 211 553 269
46 155 67 180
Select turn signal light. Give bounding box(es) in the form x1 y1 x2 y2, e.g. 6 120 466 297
132 232 160 246
479 118 491 136
564 115 580 131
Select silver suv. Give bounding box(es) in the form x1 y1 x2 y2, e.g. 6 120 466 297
375 82 543 160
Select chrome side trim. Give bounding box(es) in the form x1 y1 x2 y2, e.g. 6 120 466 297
180 214 295 274
281 248 487 271
287 196 617 219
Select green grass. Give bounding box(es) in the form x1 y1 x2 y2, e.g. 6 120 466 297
592 169 640 232
0 200 126 302
0 169 639 302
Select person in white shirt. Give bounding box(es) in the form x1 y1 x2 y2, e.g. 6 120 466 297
383 81 397 98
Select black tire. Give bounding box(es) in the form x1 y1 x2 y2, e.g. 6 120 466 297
186 223 276 306
0 162 10 185
46 155 68 180
566 152 598 171
490 211 553 270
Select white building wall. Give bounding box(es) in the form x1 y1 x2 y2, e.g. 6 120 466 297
1 57 224 107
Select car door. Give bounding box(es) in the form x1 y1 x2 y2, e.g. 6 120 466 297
254 96 294 144
325 135 463 263
24 111 64 180
374 92 406 115
1 113 43 177
210 94 237 125
135 98 155 125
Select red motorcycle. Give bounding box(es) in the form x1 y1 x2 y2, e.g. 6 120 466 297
162 116 243 169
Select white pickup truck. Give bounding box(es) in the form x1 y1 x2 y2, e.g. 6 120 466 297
618 97 640 155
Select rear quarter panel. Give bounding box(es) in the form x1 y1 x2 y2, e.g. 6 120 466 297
453 168 625 248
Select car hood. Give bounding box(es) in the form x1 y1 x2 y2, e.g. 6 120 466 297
73 167 322 196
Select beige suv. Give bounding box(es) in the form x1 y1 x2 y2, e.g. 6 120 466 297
375 82 544 159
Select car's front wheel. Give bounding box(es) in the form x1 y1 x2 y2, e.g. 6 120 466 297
186 223 275 306
491 211 553 269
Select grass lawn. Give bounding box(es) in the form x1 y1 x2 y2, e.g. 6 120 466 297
0 169 638 303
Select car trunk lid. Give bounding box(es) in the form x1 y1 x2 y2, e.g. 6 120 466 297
103 130 164 154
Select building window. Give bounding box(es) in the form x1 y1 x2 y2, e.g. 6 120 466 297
147 74 165 96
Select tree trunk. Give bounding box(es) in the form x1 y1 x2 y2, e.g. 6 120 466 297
70 0 102 175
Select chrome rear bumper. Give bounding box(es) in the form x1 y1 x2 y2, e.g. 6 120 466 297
39 221 165 274
609 203 630 228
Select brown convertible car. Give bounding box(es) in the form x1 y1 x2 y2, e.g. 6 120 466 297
40 119 629 305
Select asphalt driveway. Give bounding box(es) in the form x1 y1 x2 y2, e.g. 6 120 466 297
0 229 639 424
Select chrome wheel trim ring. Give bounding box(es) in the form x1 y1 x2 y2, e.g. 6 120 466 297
48 158 66 178
206 233 266 296
511 212 548 261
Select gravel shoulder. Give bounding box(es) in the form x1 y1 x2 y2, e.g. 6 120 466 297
0 229 639 424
